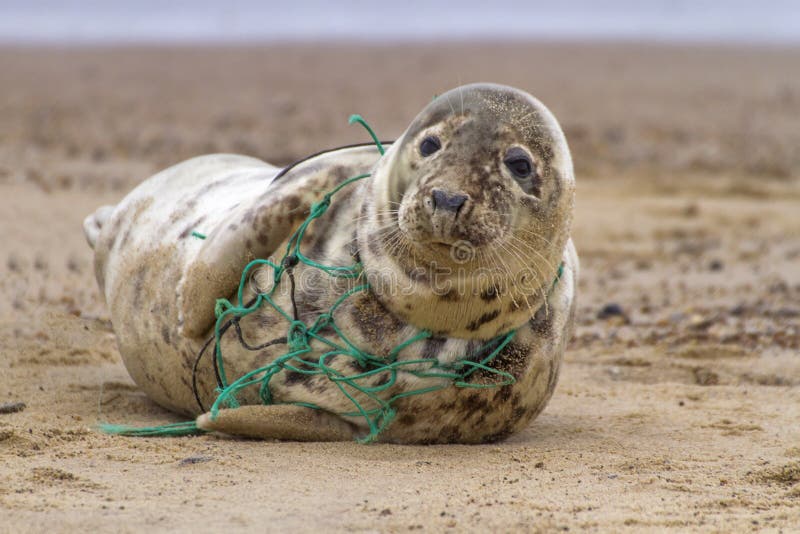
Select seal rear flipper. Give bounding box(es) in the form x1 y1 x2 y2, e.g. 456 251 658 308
196 405 357 441
83 205 116 249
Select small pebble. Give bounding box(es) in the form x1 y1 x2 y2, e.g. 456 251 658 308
683 203 700 217
668 312 686 324
694 367 719 386
178 456 213 466
597 303 626 320
730 304 747 316
33 255 48 271
0 402 27 415
688 314 714 330
7 254 22 272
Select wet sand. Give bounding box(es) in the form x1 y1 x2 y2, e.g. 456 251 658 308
1 43 799 532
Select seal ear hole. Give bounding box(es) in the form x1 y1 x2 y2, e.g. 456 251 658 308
419 136 441 157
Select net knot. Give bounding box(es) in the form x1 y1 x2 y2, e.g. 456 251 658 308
314 313 333 330
309 198 331 218
213 386 240 409
282 254 299 269
287 320 309 350
214 298 233 318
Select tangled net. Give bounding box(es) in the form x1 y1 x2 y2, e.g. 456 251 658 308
100 115 556 443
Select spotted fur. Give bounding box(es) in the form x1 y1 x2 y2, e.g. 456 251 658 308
84 83 578 443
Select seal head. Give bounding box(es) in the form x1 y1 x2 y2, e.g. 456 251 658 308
359 83 575 339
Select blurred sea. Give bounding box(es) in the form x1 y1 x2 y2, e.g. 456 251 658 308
1 0 798 44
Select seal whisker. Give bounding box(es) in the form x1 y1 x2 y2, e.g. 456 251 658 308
508 235 556 317
495 243 538 315
365 224 401 236
481 247 522 311
377 230 401 253
503 235 553 280
498 238 550 316
515 228 560 249
505 234 558 275
383 229 409 260
477 249 505 298
445 92 457 116
353 217 398 229
504 235 556 306
352 210 399 224
384 232 406 255
353 207 399 218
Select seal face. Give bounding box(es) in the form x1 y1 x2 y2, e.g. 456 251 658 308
85 83 579 444
359 84 575 339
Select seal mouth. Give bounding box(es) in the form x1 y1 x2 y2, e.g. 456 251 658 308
418 238 462 250
407 237 482 266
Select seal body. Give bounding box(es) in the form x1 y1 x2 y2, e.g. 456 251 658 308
86 84 578 443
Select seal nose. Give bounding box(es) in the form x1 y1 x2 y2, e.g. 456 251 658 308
431 189 469 214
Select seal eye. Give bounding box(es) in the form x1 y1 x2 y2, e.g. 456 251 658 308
504 149 533 178
419 136 441 157
504 147 541 196
506 158 531 177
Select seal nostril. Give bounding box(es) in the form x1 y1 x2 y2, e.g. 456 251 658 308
431 189 469 214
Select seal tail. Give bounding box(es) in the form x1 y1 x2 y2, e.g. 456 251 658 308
83 205 116 249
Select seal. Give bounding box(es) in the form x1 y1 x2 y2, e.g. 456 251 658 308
84 83 578 443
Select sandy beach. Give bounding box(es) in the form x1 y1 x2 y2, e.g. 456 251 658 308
0 43 799 532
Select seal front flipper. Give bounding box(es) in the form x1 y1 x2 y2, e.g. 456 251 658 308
176 186 312 338
172 155 337 338
196 405 357 441
177 148 383 339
